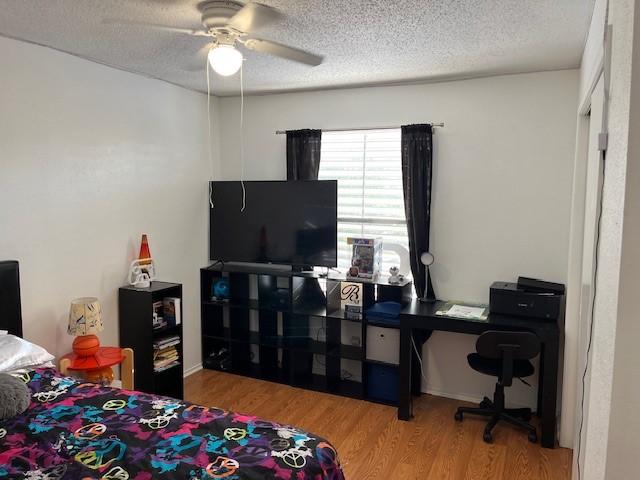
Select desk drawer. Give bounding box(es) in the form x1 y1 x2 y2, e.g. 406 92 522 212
366 326 399 365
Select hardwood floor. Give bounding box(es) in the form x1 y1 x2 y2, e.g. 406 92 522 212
184 369 572 480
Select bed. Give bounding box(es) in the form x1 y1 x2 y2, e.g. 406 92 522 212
0 261 344 479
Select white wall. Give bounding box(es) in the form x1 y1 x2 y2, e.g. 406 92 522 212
215 70 579 413
605 4 640 475
562 0 610 452
570 0 640 478
579 0 608 109
0 36 211 372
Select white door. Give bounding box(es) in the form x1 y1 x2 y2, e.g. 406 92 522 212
580 76 605 356
575 74 605 480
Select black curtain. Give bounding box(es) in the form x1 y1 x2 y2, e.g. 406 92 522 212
401 124 436 300
286 129 324 284
286 129 322 180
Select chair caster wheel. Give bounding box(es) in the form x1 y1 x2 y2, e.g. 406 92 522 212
528 431 538 443
479 399 491 409
483 431 493 443
454 411 463 421
522 411 532 421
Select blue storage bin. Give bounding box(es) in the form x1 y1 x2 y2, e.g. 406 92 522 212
366 362 399 404
365 301 401 326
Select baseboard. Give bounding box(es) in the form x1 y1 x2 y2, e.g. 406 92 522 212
424 387 484 405
423 387 534 410
180 363 535 409
183 363 203 378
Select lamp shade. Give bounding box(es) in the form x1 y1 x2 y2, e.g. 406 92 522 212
68 297 103 336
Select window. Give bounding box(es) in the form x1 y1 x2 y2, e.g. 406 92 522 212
319 129 409 275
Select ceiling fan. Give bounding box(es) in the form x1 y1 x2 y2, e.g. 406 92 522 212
104 0 323 77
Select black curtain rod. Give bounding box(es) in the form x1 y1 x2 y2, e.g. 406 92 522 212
274 123 444 135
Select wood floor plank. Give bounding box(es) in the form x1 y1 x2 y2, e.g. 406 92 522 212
463 438 507 480
184 369 572 480
427 412 477 479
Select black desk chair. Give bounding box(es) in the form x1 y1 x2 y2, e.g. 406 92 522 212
454 330 539 443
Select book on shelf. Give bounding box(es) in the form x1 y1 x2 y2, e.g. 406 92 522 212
155 357 178 367
153 335 180 349
153 319 168 331
155 344 178 353
154 347 178 359
153 351 178 363
152 301 164 328
155 343 178 353
154 338 179 351
154 341 180 371
154 360 180 372
163 297 181 327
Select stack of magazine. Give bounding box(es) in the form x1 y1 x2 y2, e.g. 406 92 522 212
153 335 180 372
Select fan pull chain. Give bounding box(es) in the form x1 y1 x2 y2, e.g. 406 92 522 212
239 59 246 213
207 51 214 209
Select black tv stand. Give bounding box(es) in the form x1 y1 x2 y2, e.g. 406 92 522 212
200 263 413 405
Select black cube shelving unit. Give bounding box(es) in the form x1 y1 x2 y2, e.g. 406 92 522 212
119 281 184 399
201 263 412 405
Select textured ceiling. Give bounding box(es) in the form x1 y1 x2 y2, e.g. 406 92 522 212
0 0 594 96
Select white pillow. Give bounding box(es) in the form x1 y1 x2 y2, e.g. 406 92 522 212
0 334 55 374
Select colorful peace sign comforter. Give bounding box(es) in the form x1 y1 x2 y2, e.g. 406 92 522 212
0 369 344 479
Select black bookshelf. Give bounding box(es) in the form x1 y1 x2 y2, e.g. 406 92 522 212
119 281 184 399
200 263 412 405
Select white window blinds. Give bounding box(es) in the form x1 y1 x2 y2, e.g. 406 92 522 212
318 129 409 274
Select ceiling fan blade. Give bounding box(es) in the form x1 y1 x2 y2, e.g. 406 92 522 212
244 38 323 66
102 19 209 37
228 2 281 33
184 43 215 71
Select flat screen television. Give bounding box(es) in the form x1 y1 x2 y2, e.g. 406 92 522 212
210 180 338 267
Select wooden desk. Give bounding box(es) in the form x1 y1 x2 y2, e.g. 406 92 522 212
398 300 563 448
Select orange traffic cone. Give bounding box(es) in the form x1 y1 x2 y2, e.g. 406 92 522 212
139 234 152 266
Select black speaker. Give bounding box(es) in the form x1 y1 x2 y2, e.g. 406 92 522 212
0 261 22 336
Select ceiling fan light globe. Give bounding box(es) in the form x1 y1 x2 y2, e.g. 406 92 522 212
208 45 243 76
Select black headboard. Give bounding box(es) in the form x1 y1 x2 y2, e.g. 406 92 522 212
0 261 23 337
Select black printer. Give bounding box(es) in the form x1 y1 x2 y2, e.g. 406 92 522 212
489 277 565 320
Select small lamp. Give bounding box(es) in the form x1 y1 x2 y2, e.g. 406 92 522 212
68 297 103 357
419 252 436 303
